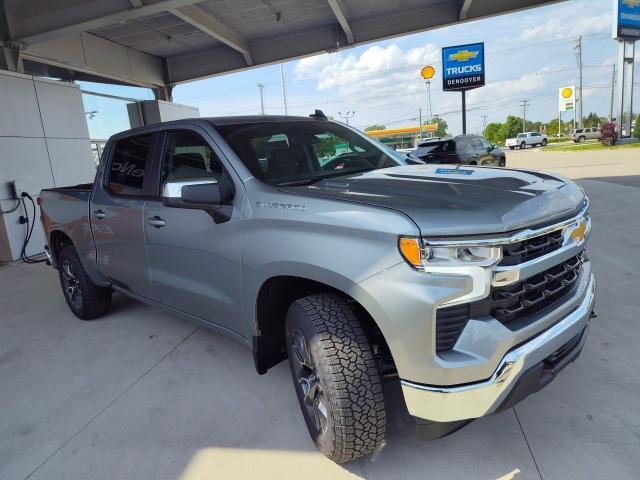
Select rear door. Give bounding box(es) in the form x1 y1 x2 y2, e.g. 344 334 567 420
142 127 245 335
478 137 499 165
92 133 158 296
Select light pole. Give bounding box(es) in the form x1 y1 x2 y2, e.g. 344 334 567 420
338 111 355 124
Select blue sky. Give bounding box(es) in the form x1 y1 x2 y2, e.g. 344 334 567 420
82 0 638 138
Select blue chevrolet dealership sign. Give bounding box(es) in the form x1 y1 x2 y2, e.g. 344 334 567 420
614 0 640 39
442 43 485 91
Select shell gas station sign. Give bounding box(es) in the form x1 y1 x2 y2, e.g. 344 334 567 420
559 86 575 112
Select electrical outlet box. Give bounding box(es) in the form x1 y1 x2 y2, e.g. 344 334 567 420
11 179 41 199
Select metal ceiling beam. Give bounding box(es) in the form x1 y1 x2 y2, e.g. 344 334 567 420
327 0 354 44
12 0 200 46
460 0 473 20
172 4 253 65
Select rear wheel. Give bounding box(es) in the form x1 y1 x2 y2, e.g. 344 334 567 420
58 246 111 320
509 146 515 150
578 136 586 143
285 293 386 463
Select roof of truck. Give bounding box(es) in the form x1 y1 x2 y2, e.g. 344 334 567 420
110 114 331 140
204 115 325 126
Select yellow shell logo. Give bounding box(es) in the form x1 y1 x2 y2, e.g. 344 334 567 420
421 66 436 80
622 0 640 8
562 87 573 99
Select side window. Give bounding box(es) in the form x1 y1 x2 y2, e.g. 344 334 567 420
470 137 484 150
455 139 469 151
161 130 222 185
480 138 492 149
108 134 153 196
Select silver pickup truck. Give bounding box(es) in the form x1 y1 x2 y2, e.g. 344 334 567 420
39 115 595 463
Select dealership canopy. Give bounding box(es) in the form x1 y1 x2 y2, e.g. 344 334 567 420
1 0 564 94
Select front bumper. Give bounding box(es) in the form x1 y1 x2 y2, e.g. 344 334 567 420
401 273 595 422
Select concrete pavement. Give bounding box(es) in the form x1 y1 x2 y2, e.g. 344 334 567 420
1 155 639 479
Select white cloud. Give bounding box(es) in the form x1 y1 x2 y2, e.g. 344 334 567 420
518 12 611 41
468 65 568 104
294 44 440 100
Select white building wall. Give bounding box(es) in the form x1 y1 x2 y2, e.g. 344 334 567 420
0 70 96 262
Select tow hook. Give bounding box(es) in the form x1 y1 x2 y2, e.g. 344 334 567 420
590 309 597 319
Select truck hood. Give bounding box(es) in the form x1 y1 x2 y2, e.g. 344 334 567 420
283 165 585 236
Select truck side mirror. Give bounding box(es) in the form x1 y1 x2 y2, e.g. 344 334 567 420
162 176 234 222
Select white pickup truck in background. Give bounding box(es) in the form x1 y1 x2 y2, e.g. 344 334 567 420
505 132 548 150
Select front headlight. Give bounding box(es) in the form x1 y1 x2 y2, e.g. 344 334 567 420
399 237 502 271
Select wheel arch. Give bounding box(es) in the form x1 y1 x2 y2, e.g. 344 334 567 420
49 230 74 264
252 274 390 375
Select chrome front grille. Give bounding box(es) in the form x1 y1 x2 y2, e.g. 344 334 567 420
499 229 565 266
490 253 584 328
436 252 586 353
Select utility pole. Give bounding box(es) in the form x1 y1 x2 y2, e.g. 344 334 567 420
338 111 355 125
609 63 616 121
520 100 529 133
481 115 488 135
257 83 265 115
279 64 288 115
574 35 583 128
425 81 433 119
461 91 467 135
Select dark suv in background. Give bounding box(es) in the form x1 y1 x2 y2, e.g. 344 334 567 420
413 134 506 167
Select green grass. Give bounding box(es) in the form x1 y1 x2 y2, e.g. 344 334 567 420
541 139 640 152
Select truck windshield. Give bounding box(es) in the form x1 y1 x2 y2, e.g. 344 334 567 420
217 120 408 186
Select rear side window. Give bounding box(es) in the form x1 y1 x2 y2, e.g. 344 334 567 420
470 137 484 149
161 130 223 185
107 134 153 196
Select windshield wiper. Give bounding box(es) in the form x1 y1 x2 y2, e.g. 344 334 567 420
276 168 376 187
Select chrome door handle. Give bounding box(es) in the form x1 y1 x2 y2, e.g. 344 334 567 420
93 210 107 219
146 216 166 228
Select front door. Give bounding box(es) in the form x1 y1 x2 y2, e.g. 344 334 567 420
143 128 245 335
92 133 156 296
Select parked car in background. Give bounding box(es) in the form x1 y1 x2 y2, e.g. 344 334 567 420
414 134 506 166
571 127 602 143
505 132 548 150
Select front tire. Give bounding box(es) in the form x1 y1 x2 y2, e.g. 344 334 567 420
509 146 515 150
520 142 526 149
285 293 386 463
58 245 111 320
541 139 548 146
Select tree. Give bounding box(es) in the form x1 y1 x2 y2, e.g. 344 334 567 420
583 112 601 128
364 124 385 132
499 116 523 141
634 114 640 139
426 116 448 137
484 123 504 145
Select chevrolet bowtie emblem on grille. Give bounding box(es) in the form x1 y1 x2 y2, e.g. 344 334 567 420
622 0 640 8
448 50 479 62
